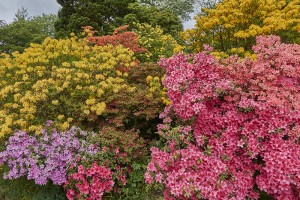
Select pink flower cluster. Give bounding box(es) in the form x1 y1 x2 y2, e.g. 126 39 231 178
146 36 300 199
66 162 114 200
221 35 300 110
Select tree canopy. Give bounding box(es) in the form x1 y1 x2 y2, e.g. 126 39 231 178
0 9 56 54
124 2 183 37
55 0 184 38
55 0 136 37
137 0 195 21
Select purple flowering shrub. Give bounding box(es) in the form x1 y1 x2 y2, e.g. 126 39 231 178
0 121 97 185
0 121 150 199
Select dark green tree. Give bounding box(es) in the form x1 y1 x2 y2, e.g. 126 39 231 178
55 0 136 37
0 9 56 54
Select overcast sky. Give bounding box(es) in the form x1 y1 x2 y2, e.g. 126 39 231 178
0 0 195 29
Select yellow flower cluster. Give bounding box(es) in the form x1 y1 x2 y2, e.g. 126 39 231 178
0 35 136 137
146 75 170 105
134 23 183 61
182 0 300 53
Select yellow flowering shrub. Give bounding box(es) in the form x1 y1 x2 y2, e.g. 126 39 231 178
182 0 300 54
0 35 136 137
146 75 170 106
134 23 183 62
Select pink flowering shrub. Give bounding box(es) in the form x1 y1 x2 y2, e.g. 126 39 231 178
221 35 300 110
65 127 148 199
145 36 300 200
65 162 114 200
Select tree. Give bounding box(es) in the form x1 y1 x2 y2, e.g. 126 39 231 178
0 11 56 54
14 7 30 22
31 14 57 37
137 0 195 21
124 2 183 37
0 20 6 27
55 0 136 37
182 0 300 54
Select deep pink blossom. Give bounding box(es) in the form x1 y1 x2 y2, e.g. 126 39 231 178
146 36 300 199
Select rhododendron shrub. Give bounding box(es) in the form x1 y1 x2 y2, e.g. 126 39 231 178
0 122 96 185
221 35 300 110
0 34 136 137
65 127 149 199
133 23 183 62
182 0 300 53
86 25 147 54
86 24 183 62
100 63 166 137
66 163 114 200
146 36 300 199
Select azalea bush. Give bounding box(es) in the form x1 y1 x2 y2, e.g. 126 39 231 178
99 62 166 137
65 163 114 200
65 127 149 199
0 122 96 185
0 122 150 199
87 23 183 62
86 25 148 55
0 35 136 137
145 36 300 199
182 0 300 53
134 23 183 62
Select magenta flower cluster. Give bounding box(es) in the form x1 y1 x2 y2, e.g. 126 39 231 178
145 36 300 200
0 122 97 185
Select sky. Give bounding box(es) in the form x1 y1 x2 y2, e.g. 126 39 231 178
0 0 196 29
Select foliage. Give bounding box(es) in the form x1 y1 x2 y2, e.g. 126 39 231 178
127 62 165 85
55 0 183 38
0 35 136 137
182 0 300 54
124 2 183 37
84 26 168 134
221 35 300 109
146 75 170 106
87 23 183 62
99 62 166 138
86 25 147 54
0 12 56 54
79 27 166 134
194 0 221 11
14 7 30 21
32 185 67 200
66 163 114 200
0 123 150 199
137 0 195 21
0 174 66 200
55 0 136 37
0 123 96 185
65 127 148 199
134 23 183 62
145 36 300 199
31 14 57 37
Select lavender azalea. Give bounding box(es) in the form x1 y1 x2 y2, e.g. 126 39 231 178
0 122 97 185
